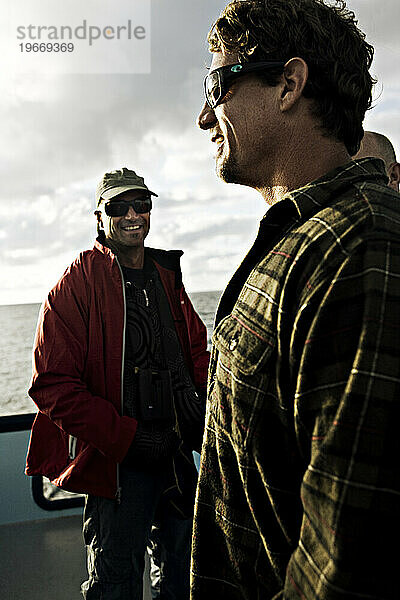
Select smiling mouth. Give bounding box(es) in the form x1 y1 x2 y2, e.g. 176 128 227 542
211 134 224 146
122 224 142 231
211 134 225 159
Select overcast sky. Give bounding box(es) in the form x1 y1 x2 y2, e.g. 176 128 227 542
1 0 399 305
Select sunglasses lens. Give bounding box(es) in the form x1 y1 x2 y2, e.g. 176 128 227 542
105 201 126 217
205 71 221 108
133 198 152 213
104 197 152 217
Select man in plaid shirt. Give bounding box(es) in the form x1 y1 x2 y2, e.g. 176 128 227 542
192 1 400 598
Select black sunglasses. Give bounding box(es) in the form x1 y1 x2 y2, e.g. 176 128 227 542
204 61 286 109
104 197 152 217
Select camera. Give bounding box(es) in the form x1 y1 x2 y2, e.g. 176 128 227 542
137 368 175 422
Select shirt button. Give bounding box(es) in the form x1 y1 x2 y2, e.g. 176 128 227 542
229 337 238 351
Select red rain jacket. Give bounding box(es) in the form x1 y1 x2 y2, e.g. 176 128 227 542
25 239 209 499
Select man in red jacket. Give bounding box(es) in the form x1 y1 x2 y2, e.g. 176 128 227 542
25 167 209 599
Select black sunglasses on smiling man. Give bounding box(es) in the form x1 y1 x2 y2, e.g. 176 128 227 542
204 61 286 109
104 196 152 217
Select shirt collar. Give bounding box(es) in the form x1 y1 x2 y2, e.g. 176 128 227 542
283 158 388 221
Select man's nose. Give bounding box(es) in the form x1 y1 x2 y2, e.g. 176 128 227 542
125 204 139 219
197 101 217 130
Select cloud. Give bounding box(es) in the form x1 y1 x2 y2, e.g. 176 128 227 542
0 187 93 268
0 0 399 303
348 0 400 46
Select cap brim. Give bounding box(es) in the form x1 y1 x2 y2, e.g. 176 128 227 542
99 185 158 202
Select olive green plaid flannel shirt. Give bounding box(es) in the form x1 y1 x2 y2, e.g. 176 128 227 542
191 159 400 600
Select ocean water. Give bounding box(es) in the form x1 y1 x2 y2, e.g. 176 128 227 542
0 290 221 417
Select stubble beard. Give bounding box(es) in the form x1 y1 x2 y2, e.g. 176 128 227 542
217 151 243 185
217 144 277 197
106 229 146 255
217 151 259 189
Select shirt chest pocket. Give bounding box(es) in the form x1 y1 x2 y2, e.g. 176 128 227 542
209 312 277 448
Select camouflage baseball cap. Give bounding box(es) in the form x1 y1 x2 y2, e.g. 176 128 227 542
96 167 158 205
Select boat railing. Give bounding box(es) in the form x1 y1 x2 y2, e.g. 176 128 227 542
0 412 84 525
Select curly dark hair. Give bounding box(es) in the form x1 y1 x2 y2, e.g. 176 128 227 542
208 0 376 155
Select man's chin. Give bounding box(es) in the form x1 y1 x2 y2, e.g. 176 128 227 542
217 155 242 185
106 235 146 253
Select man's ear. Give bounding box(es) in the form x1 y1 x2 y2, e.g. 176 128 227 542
388 162 400 192
280 57 309 112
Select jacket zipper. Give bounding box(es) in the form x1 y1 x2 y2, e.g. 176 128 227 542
115 256 127 504
143 288 149 307
68 435 77 460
